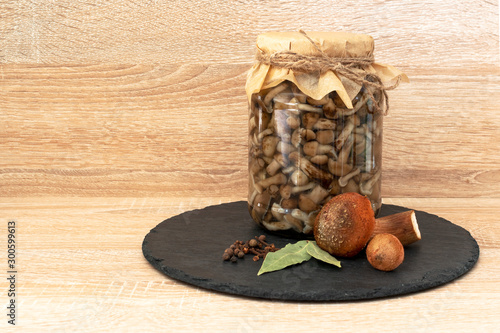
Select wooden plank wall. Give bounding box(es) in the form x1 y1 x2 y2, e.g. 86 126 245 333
1 0 499 198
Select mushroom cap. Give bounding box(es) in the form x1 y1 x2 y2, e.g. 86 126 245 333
366 233 404 271
314 192 375 257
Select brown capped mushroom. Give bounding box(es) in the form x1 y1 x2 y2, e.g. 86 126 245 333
256 128 274 142
252 192 271 218
298 194 319 213
286 115 300 129
290 169 309 186
291 128 316 147
310 154 329 165
302 112 320 129
279 184 292 199
276 141 296 155
323 98 336 119
266 153 289 176
316 130 334 144
313 118 336 130
262 135 280 157
281 198 298 209
303 141 333 156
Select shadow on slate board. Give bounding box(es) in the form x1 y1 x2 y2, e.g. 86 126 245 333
142 201 479 301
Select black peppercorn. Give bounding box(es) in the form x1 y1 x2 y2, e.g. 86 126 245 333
230 256 238 263
222 252 231 261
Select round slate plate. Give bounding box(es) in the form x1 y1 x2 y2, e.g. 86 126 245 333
142 202 479 301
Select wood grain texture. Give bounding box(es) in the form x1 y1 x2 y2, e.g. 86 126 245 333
1 0 498 66
1 64 499 197
0 197 498 332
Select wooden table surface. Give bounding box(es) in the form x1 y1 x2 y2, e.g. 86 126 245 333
1 1 499 332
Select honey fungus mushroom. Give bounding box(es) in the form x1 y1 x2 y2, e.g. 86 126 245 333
314 193 376 257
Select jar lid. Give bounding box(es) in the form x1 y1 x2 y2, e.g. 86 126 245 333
246 30 408 108
256 31 374 59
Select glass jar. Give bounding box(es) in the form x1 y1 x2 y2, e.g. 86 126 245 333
246 31 406 237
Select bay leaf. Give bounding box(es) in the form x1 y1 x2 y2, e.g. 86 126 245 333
305 241 341 268
257 240 311 276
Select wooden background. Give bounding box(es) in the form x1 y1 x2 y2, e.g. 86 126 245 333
0 0 499 332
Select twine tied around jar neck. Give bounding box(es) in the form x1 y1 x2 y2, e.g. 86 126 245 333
255 29 402 115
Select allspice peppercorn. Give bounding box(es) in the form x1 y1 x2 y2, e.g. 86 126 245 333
222 235 279 262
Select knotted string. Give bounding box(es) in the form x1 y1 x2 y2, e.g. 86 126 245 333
255 29 401 114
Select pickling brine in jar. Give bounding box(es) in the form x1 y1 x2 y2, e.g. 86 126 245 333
246 31 408 237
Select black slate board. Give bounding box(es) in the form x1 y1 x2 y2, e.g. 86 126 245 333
142 201 479 301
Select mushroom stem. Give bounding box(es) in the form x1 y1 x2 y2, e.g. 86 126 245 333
263 82 289 107
265 153 289 176
335 119 355 150
283 214 304 232
249 158 265 175
291 85 307 104
360 169 381 195
372 210 421 246
297 103 323 113
289 151 333 183
337 135 354 164
282 165 296 174
249 189 258 205
328 159 353 176
257 128 274 142
333 93 369 118
271 202 286 221
305 185 329 204
255 173 287 193
338 168 360 187
291 209 317 234
290 182 316 194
